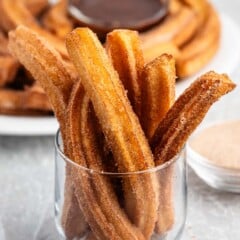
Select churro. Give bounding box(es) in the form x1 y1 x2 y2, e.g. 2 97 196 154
68 81 145 240
151 71 235 234
106 29 144 118
141 54 176 139
66 28 159 239
151 71 236 164
140 54 176 234
8 26 87 238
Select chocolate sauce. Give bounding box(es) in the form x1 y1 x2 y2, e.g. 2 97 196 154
69 0 169 33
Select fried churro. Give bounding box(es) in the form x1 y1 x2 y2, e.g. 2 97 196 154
140 54 176 235
152 71 236 164
66 28 159 239
151 70 234 233
68 81 145 240
106 30 144 118
141 54 176 139
8 26 87 239
151 71 235 234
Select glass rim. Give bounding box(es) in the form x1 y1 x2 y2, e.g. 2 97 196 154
55 129 183 176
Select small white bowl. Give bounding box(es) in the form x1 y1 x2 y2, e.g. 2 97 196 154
186 120 240 193
187 142 240 193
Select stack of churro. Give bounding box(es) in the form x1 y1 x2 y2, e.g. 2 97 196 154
0 0 220 116
0 0 70 115
8 23 235 239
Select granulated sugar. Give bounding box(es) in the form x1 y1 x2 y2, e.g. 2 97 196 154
190 120 240 170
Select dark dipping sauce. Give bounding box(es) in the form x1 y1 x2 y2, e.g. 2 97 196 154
69 0 169 34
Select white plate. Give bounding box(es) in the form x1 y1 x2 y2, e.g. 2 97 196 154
176 13 240 95
0 13 239 136
0 116 58 136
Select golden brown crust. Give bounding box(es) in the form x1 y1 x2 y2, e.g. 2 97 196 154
106 30 144 118
141 54 176 139
66 28 159 239
151 71 236 165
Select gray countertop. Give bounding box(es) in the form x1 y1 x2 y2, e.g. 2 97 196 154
0 1 240 239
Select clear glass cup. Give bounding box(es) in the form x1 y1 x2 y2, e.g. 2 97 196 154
55 131 187 240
